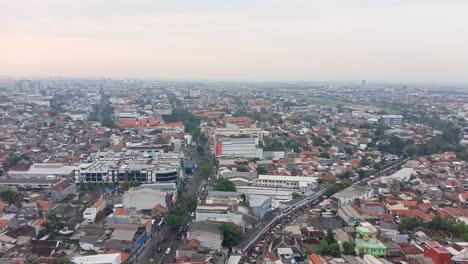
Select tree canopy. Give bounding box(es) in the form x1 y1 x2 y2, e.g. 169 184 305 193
213 177 237 192
219 223 242 247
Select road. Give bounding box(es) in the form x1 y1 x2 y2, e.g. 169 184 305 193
240 157 408 260
241 188 327 253
159 146 213 264
124 144 213 264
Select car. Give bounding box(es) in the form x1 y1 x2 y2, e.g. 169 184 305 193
166 248 171 254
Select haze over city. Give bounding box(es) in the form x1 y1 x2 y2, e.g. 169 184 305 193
1 0 468 81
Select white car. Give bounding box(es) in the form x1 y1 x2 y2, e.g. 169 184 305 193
166 248 171 254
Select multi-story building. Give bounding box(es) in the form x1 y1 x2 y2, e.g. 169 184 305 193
214 135 263 159
255 175 318 193
354 234 387 257
75 160 179 184
380 115 403 127
423 241 452 264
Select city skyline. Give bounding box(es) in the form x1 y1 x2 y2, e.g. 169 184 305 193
1 0 468 82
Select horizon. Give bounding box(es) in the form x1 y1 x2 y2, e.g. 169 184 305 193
2 0 468 82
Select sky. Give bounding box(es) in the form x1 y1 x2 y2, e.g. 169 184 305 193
1 0 468 82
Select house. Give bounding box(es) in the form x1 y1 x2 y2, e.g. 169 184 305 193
72 253 121 264
333 185 374 205
354 234 387 257
83 198 106 223
423 241 452 264
46 180 76 202
187 221 223 251
338 204 364 226
32 218 48 235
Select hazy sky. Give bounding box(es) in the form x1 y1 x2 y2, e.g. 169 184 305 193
1 0 468 81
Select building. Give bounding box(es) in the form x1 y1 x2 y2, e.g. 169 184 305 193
214 135 263 159
72 253 121 264
187 221 223 251
7 163 77 179
76 159 179 183
255 175 318 192
333 185 374 205
337 204 364 226
248 195 273 219
122 183 177 211
380 115 403 127
195 205 243 226
46 180 77 202
363 254 392 264
423 241 452 264
83 198 106 223
354 234 387 257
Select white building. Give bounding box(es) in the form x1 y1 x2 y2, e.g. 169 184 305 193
195 205 244 226
333 185 374 205
72 253 121 264
8 163 77 179
380 115 404 127
255 175 318 192
214 135 263 159
122 183 177 211
83 198 106 223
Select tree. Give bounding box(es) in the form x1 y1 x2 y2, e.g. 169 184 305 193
256 165 267 174
344 147 353 156
183 195 198 211
405 144 420 158
0 189 20 204
292 192 300 199
319 152 330 159
219 223 241 247
357 169 367 180
325 182 351 197
431 236 445 245
360 158 370 167
200 159 210 176
342 241 354 255
325 229 336 244
237 166 249 172
213 177 237 192
167 213 184 228
398 217 418 232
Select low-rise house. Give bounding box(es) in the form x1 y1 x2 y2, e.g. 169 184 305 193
83 198 106 223
46 180 76 202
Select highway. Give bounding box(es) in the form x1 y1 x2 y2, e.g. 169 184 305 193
241 188 327 253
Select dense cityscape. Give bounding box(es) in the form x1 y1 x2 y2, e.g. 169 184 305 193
0 79 466 264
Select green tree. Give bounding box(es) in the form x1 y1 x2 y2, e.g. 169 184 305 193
431 236 445 245
342 241 354 255
344 147 353 156
237 166 249 172
167 213 185 228
0 189 20 204
256 165 267 174
405 144 420 157
325 182 351 197
292 192 300 199
219 223 242 247
357 169 367 180
213 177 237 192
200 159 210 176
319 152 330 159
398 217 418 232
183 195 198 211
